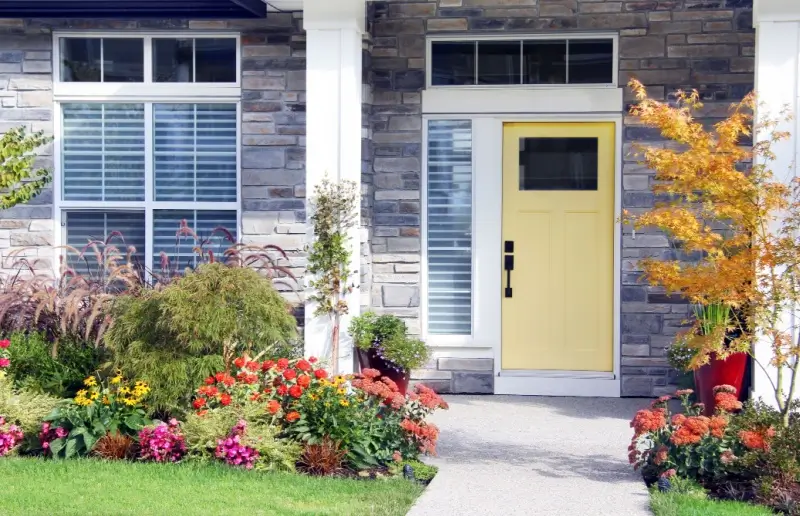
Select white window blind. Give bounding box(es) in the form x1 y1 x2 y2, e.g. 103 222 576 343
426 120 473 335
154 103 237 202
62 103 146 201
153 210 237 270
65 211 146 268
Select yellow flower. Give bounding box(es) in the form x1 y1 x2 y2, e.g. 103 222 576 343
123 398 138 407
337 388 346 396
74 395 91 407
339 399 350 407
102 396 110 405
119 386 131 395
88 391 99 401
309 394 318 401
324 402 331 408
110 375 122 385
83 376 97 387
76 389 88 398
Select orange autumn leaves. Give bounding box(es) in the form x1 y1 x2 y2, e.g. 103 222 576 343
623 80 797 374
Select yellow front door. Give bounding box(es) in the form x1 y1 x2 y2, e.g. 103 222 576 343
501 122 615 372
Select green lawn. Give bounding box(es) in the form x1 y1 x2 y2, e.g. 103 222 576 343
0 458 424 516
651 491 773 516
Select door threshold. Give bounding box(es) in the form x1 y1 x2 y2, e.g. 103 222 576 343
495 375 620 397
500 369 615 380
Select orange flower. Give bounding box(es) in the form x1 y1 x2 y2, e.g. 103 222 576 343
234 357 246 369
285 411 300 423
361 368 381 379
709 416 728 438
297 375 311 388
714 392 742 413
220 393 232 406
246 361 260 372
670 416 709 446
192 398 206 409
631 409 667 437
267 400 280 414
671 414 687 427
296 359 312 372
675 389 694 397
739 427 775 451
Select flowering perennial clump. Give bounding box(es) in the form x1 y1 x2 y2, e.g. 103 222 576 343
215 420 259 470
0 416 23 456
0 338 9 369
74 373 150 409
37 421 68 452
139 419 186 463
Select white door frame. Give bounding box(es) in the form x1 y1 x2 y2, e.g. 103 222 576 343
421 87 624 396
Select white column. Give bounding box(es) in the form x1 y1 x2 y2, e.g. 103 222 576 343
753 0 800 404
303 0 366 372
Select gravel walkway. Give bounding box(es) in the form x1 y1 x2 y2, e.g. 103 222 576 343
407 396 651 516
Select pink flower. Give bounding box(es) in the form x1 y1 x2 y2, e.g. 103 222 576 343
138 421 186 463
0 358 10 368
0 339 9 349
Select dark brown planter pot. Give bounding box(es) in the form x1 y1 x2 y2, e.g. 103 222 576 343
694 352 748 416
356 348 410 395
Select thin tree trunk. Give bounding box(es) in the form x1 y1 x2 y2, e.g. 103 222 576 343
331 313 340 374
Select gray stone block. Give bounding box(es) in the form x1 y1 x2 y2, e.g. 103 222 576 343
438 358 493 372
622 314 663 335
452 372 493 394
622 377 653 397
242 148 286 169
381 285 420 307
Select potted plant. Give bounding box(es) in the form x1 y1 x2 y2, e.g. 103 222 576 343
686 303 748 415
348 312 430 395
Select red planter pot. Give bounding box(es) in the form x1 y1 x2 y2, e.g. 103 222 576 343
356 348 410 395
693 352 748 416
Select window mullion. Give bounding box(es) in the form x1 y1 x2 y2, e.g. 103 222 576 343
145 207 154 279
143 36 153 84
144 103 154 204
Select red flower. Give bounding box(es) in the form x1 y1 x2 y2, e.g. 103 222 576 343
314 369 328 379
289 385 303 399
204 376 215 385
234 357 246 369
285 411 300 423
196 409 208 417
308 356 318 364
250 393 261 402
277 358 289 370
215 372 225 382
283 369 297 381
0 339 9 349
246 361 260 372
244 373 258 385
296 359 312 372
220 393 232 406
192 398 206 409
277 385 288 396
297 375 311 388
222 375 235 387
262 360 275 372
267 400 280 414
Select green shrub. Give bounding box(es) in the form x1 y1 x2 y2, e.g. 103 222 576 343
183 404 300 472
380 335 430 371
403 460 438 482
350 312 406 350
0 372 59 436
106 263 297 415
5 332 105 398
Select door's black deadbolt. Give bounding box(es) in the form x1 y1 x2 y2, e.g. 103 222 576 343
504 242 514 298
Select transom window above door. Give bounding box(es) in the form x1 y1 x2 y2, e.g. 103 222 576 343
428 36 616 87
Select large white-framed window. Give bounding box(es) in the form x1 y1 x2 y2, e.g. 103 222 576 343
422 119 475 338
426 34 618 89
53 32 241 275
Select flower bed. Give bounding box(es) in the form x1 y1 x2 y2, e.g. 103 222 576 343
630 386 800 513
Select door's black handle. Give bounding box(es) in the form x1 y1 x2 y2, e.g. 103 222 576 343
504 244 514 298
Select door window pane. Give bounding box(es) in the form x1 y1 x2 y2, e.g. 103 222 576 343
153 210 237 271
569 40 614 84
154 103 237 202
523 41 566 85
65 211 146 269
60 38 102 82
102 39 144 82
431 42 475 86
477 41 521 85
426 120 473 335
62 103 145 201
153 38 194 83
195 38 237 82
519 138 598 191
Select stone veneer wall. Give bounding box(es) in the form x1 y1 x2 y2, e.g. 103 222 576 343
367 0 755 395
0 16 309 296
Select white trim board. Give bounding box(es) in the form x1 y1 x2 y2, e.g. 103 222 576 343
495 376 621 397
422 87 624 115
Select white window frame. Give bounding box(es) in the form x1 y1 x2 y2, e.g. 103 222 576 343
53 32 241 99
420 118 477 346
426 33 619 90
52 31 242 276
